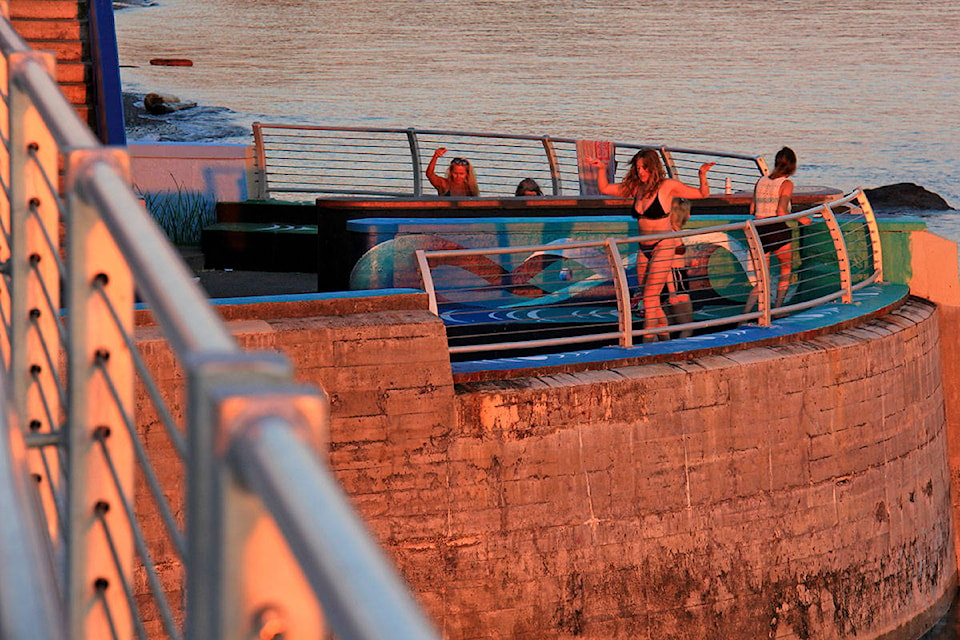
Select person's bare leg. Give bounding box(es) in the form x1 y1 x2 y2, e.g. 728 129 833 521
642 241 675 340
773 243 794 308
633 250 649 311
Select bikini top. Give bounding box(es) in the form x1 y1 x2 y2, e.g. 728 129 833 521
633 190 669 220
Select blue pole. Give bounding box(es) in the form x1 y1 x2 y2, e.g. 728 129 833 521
88 0 127 145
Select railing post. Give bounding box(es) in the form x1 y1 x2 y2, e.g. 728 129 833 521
819 204 853 303
659 147 678 179
855 189 883 282
606 238 633 347
406 128 422 196
186 352 327 640
251 122 268 199
64 148 136 640
755 155 769 177
8 50 65 545
541 136 562 196
415 249 438 315
743 221 772 325
0 27 13 371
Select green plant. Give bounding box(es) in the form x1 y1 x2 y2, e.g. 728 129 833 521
134 175 217 246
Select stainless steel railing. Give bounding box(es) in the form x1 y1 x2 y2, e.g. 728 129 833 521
252 122 766 200
416 190 881 354
0 6 439 639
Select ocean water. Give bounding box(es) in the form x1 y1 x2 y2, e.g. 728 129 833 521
114 0 958 221
112 1 960 636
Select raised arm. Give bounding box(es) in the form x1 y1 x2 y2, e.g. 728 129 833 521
586 157 628 197
425 147 448 193
778 178 811 224
776 178 795 216
668 162 716 200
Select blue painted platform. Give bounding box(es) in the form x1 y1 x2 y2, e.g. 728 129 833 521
451 283 909 379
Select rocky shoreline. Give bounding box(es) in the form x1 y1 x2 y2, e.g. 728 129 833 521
122 92 248 143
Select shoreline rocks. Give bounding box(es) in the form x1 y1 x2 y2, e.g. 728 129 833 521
122 92 248 143
143 93 197 115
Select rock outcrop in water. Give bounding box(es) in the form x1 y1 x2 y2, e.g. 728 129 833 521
864 183 953 211
143 93 197 115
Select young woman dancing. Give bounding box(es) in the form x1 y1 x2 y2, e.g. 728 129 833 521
588 149 714 339
425 147 480 196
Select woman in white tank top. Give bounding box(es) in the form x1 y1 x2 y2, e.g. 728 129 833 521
744 147 811 313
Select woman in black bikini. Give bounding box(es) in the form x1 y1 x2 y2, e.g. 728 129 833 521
426 147 480 196
589 149 714 339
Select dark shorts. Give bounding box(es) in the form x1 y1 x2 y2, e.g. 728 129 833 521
758 220 792 253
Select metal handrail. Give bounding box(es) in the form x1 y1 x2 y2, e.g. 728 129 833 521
0 8 441 639
251 122 766 200
0 369 63 640
230 415 439 640
416 190 881 355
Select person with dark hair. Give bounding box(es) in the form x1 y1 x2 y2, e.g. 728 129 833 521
426 147 480 196
515 178 543 196
587 149 714 340
744 146 811 312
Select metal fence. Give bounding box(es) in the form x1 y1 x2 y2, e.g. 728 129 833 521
252 122 766 201
0 6 439 639
416 190 882 354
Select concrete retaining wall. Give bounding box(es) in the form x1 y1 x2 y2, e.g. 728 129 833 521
134 293 956 639
444 298 954 639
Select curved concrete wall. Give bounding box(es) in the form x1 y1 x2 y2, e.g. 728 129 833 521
425 299 953 638
134 295 956 639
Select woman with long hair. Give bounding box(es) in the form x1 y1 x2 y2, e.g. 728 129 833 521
589 148 714 340
425 147 480 196
744 146 811 313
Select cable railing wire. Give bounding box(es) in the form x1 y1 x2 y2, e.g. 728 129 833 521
26 200 66 278
94 356 187 560
29 366 61 442
28 310 67 408
253 124 767 200
30 436 66 541
94 431 184 640
93 502 150 640
25 146 67 215
420 192 880 353
92 578 121 640
92 280 187 457
27 256 67 348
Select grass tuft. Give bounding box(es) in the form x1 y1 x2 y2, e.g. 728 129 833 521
135 175 216 246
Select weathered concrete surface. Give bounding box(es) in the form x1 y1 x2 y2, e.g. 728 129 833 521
442 299 955 639
904 230 960 577
133 292 956 639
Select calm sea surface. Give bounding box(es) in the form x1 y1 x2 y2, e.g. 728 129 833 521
114 2 960 635
114 1 959 220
